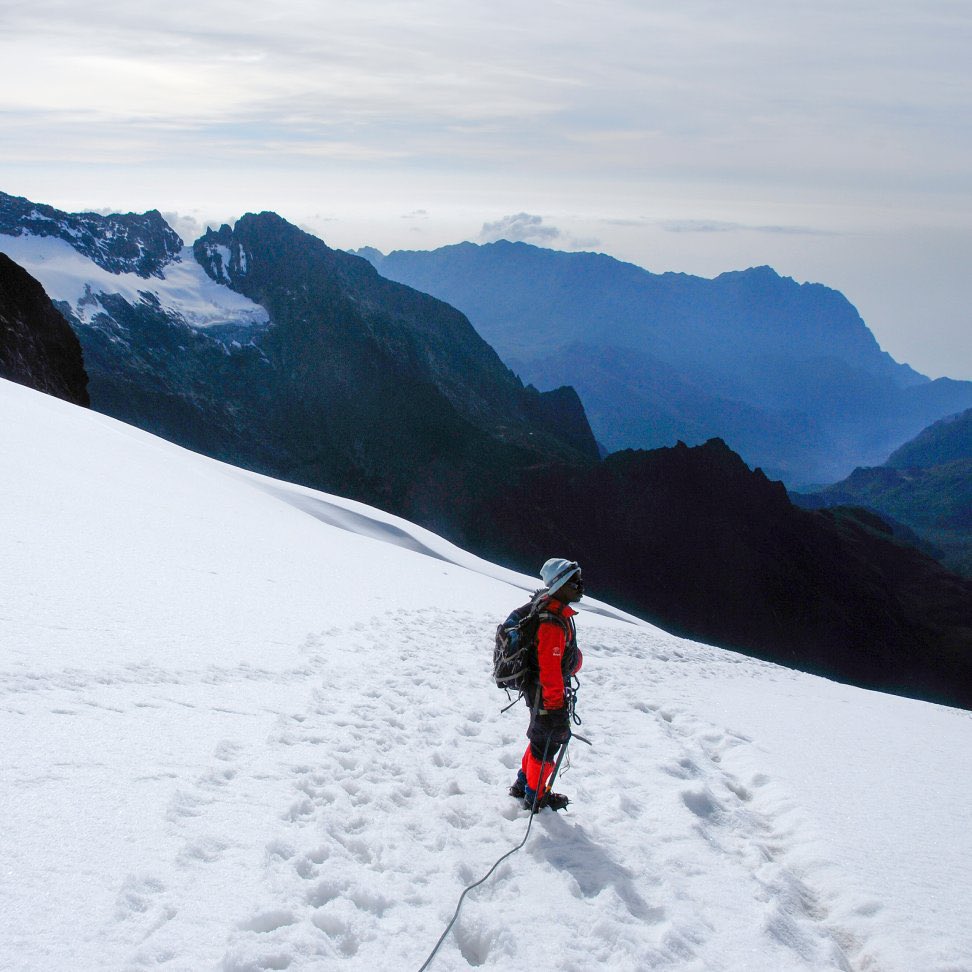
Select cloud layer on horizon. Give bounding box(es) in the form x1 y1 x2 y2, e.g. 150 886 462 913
2 0 969 203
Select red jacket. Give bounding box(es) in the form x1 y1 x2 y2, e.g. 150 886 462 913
537 597 583 709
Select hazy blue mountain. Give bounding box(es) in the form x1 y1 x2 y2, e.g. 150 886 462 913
796 462 972 577
886 407 972 469
797 408 972 577
358 241 972 486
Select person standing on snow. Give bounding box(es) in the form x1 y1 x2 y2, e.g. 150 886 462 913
509 558 584 812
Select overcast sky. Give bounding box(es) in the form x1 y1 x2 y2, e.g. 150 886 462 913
2 1 970 378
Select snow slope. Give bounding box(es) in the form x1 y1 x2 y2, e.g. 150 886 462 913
2 377 971 972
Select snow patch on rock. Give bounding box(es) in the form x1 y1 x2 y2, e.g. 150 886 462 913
0 234 268 330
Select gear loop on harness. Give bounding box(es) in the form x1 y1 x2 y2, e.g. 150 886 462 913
565 676 582 726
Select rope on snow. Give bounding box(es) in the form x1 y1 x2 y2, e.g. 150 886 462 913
416 737 565 971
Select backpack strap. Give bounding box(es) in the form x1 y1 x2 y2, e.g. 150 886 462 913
534 594 573 636
536 610 571 634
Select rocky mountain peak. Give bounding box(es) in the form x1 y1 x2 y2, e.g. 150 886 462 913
0 190 183 279
194 223 254 288
192 212 600 465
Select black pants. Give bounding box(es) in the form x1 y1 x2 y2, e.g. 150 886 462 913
526 693 570 761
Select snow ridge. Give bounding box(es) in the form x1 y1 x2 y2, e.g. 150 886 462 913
197 240 252 285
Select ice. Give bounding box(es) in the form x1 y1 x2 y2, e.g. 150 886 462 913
2 376 971 971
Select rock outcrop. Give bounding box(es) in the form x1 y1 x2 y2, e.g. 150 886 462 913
0 253 89 405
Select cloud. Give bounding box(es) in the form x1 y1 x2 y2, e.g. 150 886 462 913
161 211 241 245
161 211 206 244
477 213 601 251
3 1 969 207
479 213 562 245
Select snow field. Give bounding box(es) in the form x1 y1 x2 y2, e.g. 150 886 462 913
2 378 972 971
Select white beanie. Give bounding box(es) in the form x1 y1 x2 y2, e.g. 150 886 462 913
540 558 581 597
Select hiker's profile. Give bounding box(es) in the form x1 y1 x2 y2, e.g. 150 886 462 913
499 558 584 813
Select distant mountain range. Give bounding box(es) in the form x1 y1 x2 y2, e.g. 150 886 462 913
796 408 972 577
3 189 971 709
358 241 972 487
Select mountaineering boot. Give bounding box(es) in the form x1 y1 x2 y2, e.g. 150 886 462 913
522 788 570 813
508 769 527 799
542 791 570 811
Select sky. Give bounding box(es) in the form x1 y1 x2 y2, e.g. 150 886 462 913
2 0 970 379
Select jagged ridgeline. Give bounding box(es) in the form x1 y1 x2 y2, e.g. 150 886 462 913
192 214 598 472
3 191 971 710
0 190 183 277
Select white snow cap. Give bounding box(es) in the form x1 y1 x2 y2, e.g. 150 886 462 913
540 557 581 596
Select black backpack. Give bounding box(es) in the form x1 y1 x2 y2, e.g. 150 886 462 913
494 593 571 695
494 597 543 694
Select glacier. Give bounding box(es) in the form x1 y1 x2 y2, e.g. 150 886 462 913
0 233 268 331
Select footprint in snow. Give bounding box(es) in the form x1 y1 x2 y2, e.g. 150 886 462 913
532 823 661 922
240 910 296 934
681 786 725 821
178 835 230 864
662 757 701 780
292 845 330 880
166 788 213 821
112 873 177 948
724 779 753 802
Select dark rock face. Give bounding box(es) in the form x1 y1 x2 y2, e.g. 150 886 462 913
64 288 274 467
360 241 972 486
488 439 972 709
0 190 182 278
182 215 599 536
194 216 598 466
0 253 89 405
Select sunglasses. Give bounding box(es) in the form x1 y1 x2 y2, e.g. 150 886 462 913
559 572 584 593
